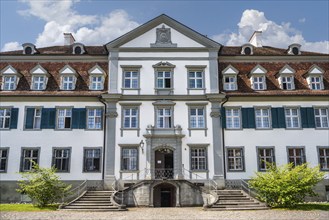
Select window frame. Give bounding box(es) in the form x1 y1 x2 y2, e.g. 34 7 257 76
317 146 329 171
225 107 242 130
309 76 323 90
90 75 104 90
254 107 272 129
153 62 175 95
83 147 102 173
186 65 206 92
284 107 301 129
252 75 266 90
156 106 173 129
0 107 12 129
314 107 329 129
286 146 306 167
0 147 9 173
121 147 139 171
24 107 42 130
86 107 103 130
256 146 275 172
186 103 208 136
20 147 40 172
52 147 71 173
32 75 46 90
280 75 295 90
3 76 17 90
121 65 142 92
189 146 208 171
56 107 73 130
226 147 245 172
223 75 237 91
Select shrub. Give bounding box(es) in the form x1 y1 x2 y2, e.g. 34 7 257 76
17 162 71 207
249 163 324 208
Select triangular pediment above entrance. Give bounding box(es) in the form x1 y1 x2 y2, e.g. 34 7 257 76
105 14 221 50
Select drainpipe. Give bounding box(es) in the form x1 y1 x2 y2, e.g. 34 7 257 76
99 96 107 181
220 96 229 180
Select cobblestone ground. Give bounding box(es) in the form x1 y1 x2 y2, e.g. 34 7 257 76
1 207 328 220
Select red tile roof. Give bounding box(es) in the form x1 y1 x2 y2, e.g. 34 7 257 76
0 46 108 55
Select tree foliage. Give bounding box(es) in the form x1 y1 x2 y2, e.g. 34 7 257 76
17 162 71 207
249 163 324 208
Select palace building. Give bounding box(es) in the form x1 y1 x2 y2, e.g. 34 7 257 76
0 14 328 206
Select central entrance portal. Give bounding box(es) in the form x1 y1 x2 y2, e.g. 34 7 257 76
155 148 173 179
153 183 176 207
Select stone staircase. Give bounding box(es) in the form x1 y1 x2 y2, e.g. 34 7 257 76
206 190 269 211
61 191 126 211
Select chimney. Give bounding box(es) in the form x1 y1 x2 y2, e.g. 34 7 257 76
249 31 262 47
64 33 75 46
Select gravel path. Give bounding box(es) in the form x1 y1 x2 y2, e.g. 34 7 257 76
1 207 328 220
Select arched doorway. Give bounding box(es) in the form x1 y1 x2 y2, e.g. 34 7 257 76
153 183 176 207
154 148 173 179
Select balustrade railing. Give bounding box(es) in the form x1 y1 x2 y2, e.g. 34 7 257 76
61 179 87 204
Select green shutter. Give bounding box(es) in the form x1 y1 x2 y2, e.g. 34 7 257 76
271 108 286 128
25 108 35 129
10 108 19 129
41 108 56 129
242 108 255 128
277 108 286 128
72 108 86 129
221 107 226 129
301 107 315 128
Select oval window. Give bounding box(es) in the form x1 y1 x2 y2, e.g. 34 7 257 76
25 47 32 54
74 46 82 54
292 47 299 55
244 47 251 55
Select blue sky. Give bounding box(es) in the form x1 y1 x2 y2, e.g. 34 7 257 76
1 0 328 53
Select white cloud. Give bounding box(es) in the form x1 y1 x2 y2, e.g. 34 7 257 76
1 42 21 52
299 18 306 23
212 9 329 54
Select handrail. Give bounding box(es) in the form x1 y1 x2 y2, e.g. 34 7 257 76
240 179 258 198
182 167 218 190
61 179 87 204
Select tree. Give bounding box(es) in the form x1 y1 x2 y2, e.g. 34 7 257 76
17 162 71 207
249 163 324 208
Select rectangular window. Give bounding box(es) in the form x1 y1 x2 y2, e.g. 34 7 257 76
314 108 329 128
253 76 265 90
288 147 305 167
227 148 244 171
224 76 237 91
157 71 172 89
62 76 74 90
83 148 101 172
123 108 138 128
281 76 294 90
21 148 39 172
188 71 203 89
257 147 275 171
285 108 300 128
123 71 138 89
32 76 45 90
191 148 207 170
157 108 172 128
33 108 41 129
226 108 241 129
87 108 102 129
52 148 70 172
4 76 16 90
310 76 322 90
0 108 11 129
0 148 9 172
318 147 329 171
57 108 72 129
121 148 138 171
91 76 103 90
255 108 271 129
190 107 205 128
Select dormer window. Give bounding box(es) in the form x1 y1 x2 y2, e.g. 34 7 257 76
0 65 21 91
30 65 50 90
222 65 238 91
288 43 301 55
249 65 267 91
306 65 324 90
277 65 295 90
59 65 77 90
241 44 253 55
88 65 106 90
22 43 37 55
72 43 85 55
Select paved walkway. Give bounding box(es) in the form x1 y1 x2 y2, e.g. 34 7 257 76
1 207 328 220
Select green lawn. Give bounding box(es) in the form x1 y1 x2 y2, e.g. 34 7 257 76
275 203 329 211
0 203 58 211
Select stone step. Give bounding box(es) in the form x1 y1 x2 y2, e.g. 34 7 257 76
69 203 113 206
61 208 122 212
216 190 243 195
213 203 266 208
218 197 251 200
207 206 269 211
79 197 112 201
74 200 113 204
64 205 117 209
218 194 245 197
216 201 259 205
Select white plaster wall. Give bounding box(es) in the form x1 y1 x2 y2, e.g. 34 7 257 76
224 101 329 180
118 59 211 95
114 101 215 179
0 101 104 181
121 24 205 48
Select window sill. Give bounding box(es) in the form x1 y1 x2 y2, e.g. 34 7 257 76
82 170 101 173
120 170 139 173
227 169 245 173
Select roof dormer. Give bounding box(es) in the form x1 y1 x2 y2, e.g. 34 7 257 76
22 43 37 55
88 64 106 90
305 65 324 90
241 43 254 55
59 65 78 90
0 65 22 90
277 65 296 90
30 64 50 90
249 64 267 91
72 43 85 55
287 43 301 55
222 65 239 91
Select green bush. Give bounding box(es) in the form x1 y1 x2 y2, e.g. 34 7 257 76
17 162 71 207
249 163 324 208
